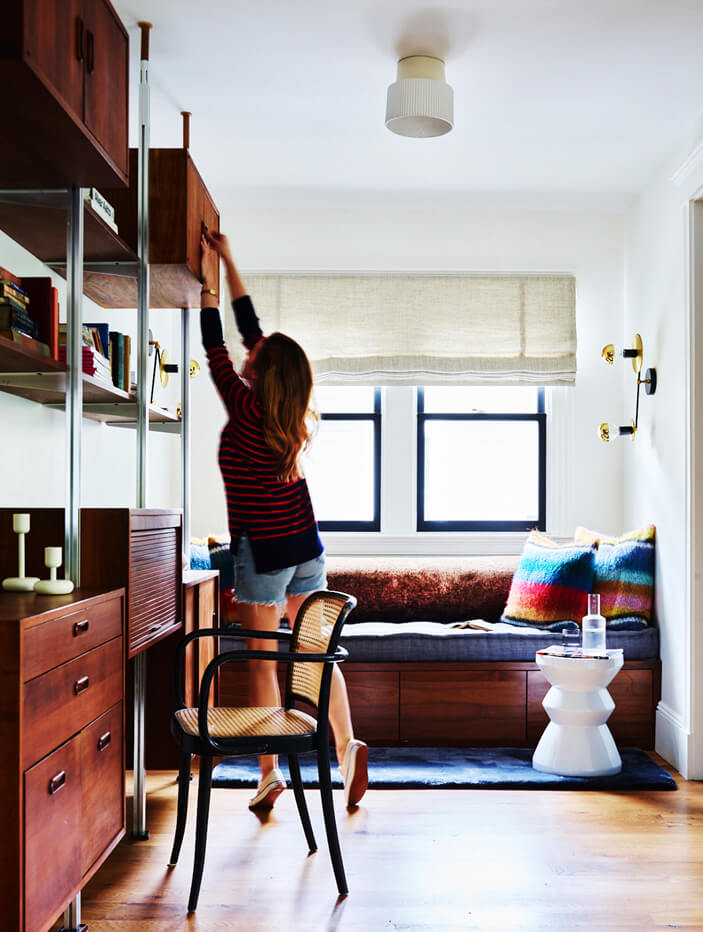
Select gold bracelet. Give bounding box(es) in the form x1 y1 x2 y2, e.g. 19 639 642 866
201 287 217 297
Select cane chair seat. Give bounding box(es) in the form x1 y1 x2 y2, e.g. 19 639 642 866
174 705 317 740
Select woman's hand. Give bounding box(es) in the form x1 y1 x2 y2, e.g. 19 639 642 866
200 233 215 288
204 229 232 261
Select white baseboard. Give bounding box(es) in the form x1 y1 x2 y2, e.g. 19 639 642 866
655 702 691 777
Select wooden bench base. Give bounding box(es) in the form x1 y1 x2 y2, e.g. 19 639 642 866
219 659 661 750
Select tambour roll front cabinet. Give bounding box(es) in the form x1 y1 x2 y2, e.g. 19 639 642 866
80 508 184 657
0 588 125 931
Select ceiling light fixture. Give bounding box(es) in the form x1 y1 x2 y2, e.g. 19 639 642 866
385 55 454 138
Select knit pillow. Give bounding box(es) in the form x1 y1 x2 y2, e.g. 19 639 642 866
574 525 655 625
502 530 596 630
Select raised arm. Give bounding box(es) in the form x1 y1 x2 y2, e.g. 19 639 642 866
200 234 255 415
203 231 263 349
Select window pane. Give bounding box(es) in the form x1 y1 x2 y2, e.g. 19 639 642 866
303 420 375 522
423 421 540 522
422 386 539 414
313 386 376 413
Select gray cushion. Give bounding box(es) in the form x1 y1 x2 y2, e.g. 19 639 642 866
337 621 659 663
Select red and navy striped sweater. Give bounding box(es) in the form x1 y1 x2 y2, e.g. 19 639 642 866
201 296 323 574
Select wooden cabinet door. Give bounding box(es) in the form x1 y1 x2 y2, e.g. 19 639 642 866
83 0 128 175
80 703 124 874
25 737 82 932
187 156 220 294
23 0 84 118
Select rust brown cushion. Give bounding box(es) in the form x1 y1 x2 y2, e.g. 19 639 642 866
325 556 520 623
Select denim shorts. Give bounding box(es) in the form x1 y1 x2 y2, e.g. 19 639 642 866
234 532 327 606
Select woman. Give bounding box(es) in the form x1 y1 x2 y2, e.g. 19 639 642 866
200 230 367 810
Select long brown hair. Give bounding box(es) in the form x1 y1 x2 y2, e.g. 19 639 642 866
253 332 318 481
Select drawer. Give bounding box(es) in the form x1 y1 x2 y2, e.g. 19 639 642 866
25 737 81 932
129 526 181 656
23 637 123 770
400 671 527 745
22 595 122 681
81 703 124 874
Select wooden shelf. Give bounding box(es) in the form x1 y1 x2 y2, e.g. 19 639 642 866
0 193 136 265
0 341 180 427
0 334 64 374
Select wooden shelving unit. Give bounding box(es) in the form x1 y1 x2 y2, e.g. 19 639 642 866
0 335 180 427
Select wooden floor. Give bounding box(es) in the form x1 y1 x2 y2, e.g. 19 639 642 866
69 758 703 931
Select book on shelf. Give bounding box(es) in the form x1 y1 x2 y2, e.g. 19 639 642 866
84 187 118 233
0 329 50 356
0 293 31 315
123 334 131 394
21 278 59 360
0 282 29 304
0 267 21 287
83 322 110 359
58 345 113 383
0 306 37 338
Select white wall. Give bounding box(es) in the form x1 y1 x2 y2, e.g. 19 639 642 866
190 205 626 552
0 230 182 513
623 117 703 778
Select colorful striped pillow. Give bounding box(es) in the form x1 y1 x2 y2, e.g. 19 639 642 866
574 525 655 625
502 531 596 629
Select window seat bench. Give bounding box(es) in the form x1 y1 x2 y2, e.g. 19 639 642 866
218 556 661 749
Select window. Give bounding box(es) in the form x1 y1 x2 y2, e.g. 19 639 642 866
417 387 546 531
303 387 381 531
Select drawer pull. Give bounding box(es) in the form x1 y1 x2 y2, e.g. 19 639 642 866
73 619 90 636
74 675 90 695
150 624 161 632
49 771 66 795
97 731 112 752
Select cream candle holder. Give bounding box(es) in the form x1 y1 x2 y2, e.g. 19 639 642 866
1 513 41 591
34 546 74 595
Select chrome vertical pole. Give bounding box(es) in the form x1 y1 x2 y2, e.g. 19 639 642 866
64 187 83 587
60 892 86 932
181 308 191 561
62 189 86 929
133 20 152 841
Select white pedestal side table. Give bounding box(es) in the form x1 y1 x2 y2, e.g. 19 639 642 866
532 649 624 777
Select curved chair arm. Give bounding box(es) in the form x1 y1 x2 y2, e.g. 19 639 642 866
224 624 293 641
195 646 349 756
172 626 293 709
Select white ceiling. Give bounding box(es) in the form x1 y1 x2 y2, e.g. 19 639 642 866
114 0 703 209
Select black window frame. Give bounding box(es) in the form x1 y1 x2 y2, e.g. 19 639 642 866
316 387 382 532
416 387 547 532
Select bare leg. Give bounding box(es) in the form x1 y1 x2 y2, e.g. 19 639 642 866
286 593 355 767
238 601 282 778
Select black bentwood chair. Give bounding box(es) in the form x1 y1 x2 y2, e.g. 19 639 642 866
168 589 357 912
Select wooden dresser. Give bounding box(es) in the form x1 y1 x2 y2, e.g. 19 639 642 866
0 588 125 932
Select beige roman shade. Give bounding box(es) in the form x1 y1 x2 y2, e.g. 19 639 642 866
225 273 577 385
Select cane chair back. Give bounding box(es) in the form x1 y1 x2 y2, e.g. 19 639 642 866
286 590 352 709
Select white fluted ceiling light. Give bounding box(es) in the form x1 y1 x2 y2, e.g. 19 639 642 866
385 56 454 138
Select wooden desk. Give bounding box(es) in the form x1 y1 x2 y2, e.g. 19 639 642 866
0 588 125 932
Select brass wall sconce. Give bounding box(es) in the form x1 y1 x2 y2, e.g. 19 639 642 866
599 333 657 442
148 334 200 405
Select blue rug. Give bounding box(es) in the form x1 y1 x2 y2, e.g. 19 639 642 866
212 746 676 791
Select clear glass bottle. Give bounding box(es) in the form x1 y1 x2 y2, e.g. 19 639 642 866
582 593 606 653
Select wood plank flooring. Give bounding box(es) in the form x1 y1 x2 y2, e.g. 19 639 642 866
66 758 703 931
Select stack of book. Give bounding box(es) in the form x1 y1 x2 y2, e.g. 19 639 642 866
58 322 113 386
0 269 36 339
